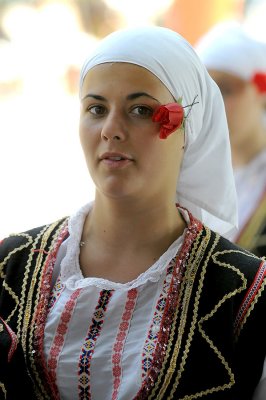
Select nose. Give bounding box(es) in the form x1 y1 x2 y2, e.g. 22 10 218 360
101 112 127 141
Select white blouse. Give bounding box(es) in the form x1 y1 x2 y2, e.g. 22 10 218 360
43 203 185 399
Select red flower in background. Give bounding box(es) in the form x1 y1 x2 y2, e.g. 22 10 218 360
252 72 266 94
152 102 184 139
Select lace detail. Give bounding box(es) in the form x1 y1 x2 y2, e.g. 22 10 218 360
59 202 186 291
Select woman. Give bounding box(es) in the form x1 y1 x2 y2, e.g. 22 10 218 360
0 26 266 400
196 21 266 257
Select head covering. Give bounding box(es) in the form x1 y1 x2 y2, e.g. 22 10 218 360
195 21 266 93
79 26 238 238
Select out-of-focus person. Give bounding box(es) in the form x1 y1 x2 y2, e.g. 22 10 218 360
195 21 266 257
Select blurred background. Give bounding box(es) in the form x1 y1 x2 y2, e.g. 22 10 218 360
0 0 266 237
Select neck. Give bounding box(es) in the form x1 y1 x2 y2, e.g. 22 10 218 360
81 195 185 252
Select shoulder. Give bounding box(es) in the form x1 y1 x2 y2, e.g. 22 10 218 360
213 230 264 273
196 226 265 299
203 226 263 270
0 217 69 262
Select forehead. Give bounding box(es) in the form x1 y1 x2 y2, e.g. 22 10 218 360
208 69 248 94
80 62 173 99
208 69 246 85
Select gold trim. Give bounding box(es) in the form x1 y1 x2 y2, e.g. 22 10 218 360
27 219 68 399
148 230 203 399
236 264 266 337
171 231 235 400
149 232 250 399
18 226 49 345
0 233 33 325
169 230 212 398
0 382 7 399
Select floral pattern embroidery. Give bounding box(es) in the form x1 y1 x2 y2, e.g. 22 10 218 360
141 260 175 378
47 288 82 399
78 290 113 400
112 288 138 400
48 275 65 311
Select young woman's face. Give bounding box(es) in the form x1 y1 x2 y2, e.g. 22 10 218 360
208 69 263 147
79 63 184 202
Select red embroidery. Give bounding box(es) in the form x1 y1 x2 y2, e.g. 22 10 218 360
111 288 138 400
234 260 266 335
0 317 18 362
47 289 82 398
32 249 50 255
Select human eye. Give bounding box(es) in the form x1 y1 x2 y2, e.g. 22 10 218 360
130 105 153 118
86 104 107 116
218 84 234 97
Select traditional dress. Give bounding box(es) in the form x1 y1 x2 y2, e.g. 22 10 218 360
2 24 263 400
1 204 266 400
233 149 266 257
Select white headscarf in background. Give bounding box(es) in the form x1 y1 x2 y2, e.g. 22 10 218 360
195 20 266 85
79 26 238 238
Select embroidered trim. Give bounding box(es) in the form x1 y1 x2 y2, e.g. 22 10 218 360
169 242 245 399
0 382 7 398
134 212 202 399
112 288 138 400
48 275 65 311
158 227 212 399
30 219 69 398
78 289 113 400
235 260 266 337
141 262 174 379
47 289 82 398
0 232 34 328
21 224 57 348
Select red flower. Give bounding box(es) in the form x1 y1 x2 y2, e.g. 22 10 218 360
152 102 184 139
252 72 266 94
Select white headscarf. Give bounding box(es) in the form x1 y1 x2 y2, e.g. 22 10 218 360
79 26 238 238
195 20 266 83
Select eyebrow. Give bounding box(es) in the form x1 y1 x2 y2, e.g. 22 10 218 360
81 92 160 103
126 92 160 102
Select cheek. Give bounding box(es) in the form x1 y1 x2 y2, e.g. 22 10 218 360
79 121 98 161
154 133 183 170
79 115 99 141
224 96 248 123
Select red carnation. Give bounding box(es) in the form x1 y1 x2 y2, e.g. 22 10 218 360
152 102 184 139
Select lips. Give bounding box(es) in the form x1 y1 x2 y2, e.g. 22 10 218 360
99 152 134 169
99 152 133 161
